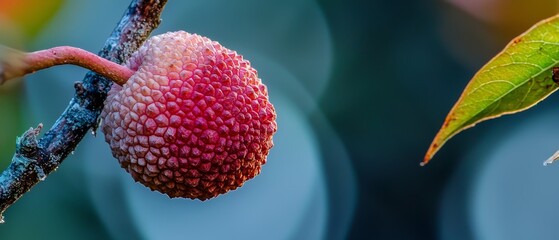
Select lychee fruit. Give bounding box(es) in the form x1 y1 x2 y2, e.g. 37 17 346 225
100 31 277 200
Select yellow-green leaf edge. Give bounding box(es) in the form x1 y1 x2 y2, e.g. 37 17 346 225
424 14 559 165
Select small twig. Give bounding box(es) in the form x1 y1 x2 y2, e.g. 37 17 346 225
0 0 168 222
0 46 134 85
544 150 559 166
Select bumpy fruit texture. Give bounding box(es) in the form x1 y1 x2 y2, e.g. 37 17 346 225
101 31 277 200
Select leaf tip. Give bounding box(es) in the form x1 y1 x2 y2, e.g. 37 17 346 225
422 143 438 166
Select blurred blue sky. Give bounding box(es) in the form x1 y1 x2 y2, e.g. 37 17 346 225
1 0 559 239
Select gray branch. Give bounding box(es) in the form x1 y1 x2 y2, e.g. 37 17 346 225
0 0 168 222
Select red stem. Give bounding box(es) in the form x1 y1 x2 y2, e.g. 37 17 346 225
1 46 133 85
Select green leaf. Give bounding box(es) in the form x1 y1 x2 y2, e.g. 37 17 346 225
424 15 559 165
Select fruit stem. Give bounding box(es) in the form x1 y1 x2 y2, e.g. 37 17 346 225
0 46 133 85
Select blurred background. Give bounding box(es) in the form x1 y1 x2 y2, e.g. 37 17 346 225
1 0 559 239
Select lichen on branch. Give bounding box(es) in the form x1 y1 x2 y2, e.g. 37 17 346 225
0 0 168 222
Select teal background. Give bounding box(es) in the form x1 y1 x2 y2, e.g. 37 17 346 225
1 0 559 239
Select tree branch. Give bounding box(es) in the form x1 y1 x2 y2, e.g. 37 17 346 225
0 0 168 223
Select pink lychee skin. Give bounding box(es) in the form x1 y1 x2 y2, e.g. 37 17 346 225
101 31 277 200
